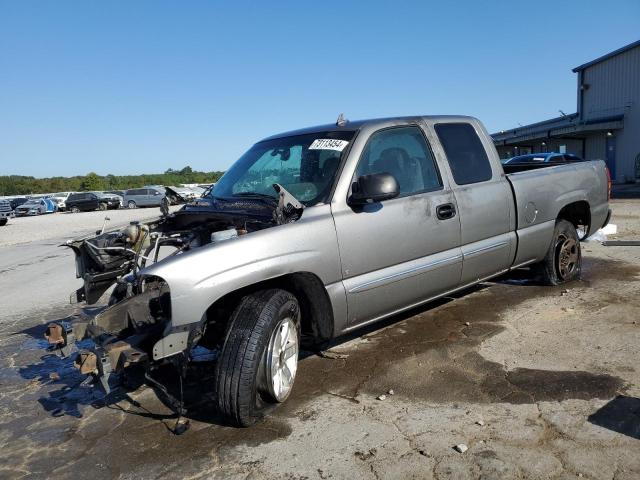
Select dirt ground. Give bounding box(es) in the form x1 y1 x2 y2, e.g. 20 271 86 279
0 200 639 479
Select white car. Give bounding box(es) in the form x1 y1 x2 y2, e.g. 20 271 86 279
50 192 73 211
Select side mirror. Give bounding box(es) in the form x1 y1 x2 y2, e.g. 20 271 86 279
348 172 400 206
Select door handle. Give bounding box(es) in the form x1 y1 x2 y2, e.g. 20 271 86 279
436 203 456 220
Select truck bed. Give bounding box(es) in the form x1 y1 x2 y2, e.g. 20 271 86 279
504 160 610 267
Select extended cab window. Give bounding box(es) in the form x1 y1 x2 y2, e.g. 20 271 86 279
435 123 493 185
355 126 441 197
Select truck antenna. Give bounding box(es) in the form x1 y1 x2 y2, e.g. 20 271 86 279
336 113 348 126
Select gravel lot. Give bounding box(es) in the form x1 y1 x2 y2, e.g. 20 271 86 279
0 206 180 248
0 200 638 479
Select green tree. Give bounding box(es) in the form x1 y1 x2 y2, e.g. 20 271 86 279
80 172 103 191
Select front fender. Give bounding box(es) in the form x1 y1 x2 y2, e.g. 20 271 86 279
144 204 342 332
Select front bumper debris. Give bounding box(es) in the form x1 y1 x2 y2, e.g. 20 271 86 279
47 278 170 393
73 333 149 393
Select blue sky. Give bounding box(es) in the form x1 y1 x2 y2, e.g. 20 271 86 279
1 1 639 177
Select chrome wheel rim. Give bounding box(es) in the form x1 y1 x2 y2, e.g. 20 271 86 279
557 236 579 279
266 317 298 402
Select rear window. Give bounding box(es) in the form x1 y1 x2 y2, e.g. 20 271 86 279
434 123 493 185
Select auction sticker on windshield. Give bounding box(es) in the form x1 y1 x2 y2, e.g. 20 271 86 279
309 139 349 151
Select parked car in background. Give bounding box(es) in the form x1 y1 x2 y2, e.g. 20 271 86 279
66 192 119 213
123 187 165 208
0 199 13 226
49 192 73 211
501 152 584 165
15 198 56 216
92 191 123 209
9 197 28 210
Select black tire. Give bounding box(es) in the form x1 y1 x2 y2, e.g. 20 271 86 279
0 219 7 226
127 200 137 209
537 219 582 286
215 289 301 427
98 202 107 211
71 206 80 213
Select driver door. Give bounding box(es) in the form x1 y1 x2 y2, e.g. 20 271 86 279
331 125 462 328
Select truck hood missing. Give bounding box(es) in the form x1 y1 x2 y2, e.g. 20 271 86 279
66 186 304 306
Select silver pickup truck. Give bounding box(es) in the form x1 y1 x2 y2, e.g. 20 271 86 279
55 115 611 427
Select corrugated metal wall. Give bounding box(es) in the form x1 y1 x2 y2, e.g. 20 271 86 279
585 135 606 162
582 45 640 181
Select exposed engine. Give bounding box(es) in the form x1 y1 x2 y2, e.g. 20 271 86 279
67 184 303 305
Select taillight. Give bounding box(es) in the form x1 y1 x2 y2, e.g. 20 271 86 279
605 166 612 200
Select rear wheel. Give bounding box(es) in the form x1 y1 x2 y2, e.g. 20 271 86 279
127 200 137 209
537 219 582 285
215 289 301 427
98 202 107 211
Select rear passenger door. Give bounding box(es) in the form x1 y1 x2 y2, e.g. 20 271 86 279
332 125 462 327
76 193 90 210
432 121 516 285
137 189 150 206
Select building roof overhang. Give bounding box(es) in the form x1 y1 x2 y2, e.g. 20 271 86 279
492 114 624 145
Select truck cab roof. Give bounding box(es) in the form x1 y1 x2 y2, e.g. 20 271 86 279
260 115 477 142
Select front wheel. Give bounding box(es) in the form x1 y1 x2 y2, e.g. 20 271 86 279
98 202 107 211
0 219 7 226
215 289 301 427
127 201 137 209
71 206 80 213
537 219 582 285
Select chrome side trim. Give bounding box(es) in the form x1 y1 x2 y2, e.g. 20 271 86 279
509 259 537 270
342 267 509 333
348 254 462 294
464 241 508 258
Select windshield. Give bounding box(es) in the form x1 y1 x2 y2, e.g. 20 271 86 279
213 131 355 205
23 200 40 206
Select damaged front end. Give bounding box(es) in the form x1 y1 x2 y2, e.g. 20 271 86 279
49 185 304 395
47 275 172 393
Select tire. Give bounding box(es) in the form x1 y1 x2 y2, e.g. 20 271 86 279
0 219 7 226
127 201 137 209
98 202 107 211
537 219 582 286
71 206 80 213
215 289 301 427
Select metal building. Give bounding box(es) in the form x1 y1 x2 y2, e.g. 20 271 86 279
492 40 640 183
